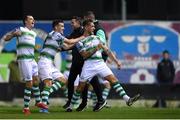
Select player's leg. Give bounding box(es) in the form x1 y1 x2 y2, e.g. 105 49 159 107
18 60 33 115
87 85 93 102
40 68 67 111
100 62 140 107
48 65 67 93
66 81 87 112
76 62 103 112
32 76 41 105
49 77 66 94
90 76 104 104
101 80 111 108
67 63 96 112
91 90 97 107
23 81 33 115
61 85 68 98
63 65 81 109
99 78 111 101
31 61 42 106
39 74 66 113
103 73 140 106
76 83 89 111
41 79 52 106
76 67 104 111
37 60 53 112
71 74 81 108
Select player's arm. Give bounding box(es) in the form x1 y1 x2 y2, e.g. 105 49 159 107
3 29 21 41
99 43 121 69
96 29 106 44
60 42 75 51
57 35 84 51
60 36 85 50
80 46 100 59
64 36 85 45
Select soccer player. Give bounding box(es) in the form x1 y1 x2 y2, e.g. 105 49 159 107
67 19 140 112
63 16 105 112
38 19 84 113
77 11 111 110
2 15 47 115
63 52 80 107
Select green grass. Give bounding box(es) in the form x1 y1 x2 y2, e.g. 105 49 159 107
0 53 15 81
0 106 180 119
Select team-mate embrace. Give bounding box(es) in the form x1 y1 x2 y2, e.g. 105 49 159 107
67 19 140 112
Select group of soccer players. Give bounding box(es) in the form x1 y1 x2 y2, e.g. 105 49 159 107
1 11 140 115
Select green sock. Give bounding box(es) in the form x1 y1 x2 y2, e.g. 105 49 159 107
32 85 41 103
24 87 32 108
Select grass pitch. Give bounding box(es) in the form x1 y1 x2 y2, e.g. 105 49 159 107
0 106 180 119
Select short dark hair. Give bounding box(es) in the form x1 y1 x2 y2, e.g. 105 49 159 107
163 50 169 54
52 19 63 29
23 15 31 25
82 19 93 27
72 16 82 25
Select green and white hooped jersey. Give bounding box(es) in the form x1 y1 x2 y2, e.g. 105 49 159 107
40 31 65 60
76 35 103 60
16 27 37 60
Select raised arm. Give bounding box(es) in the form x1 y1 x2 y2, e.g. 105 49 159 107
3 29 21 41
98 43 121 69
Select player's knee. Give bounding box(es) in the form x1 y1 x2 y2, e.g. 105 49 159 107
33 76 39 82
105 75 117 84
43 79 52 87
58 77 67 85
77 82 86 91
104 82 111 89
25 81 33 88
33 79 39 85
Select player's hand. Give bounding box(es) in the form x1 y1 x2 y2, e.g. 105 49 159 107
57 47 62 51
13 29 22 37
79 35 85 40
116 60 121 70
97 43 102 49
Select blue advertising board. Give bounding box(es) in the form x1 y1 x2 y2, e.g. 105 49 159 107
109 23 180 84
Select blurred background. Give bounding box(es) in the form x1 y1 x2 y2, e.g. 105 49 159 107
1 0 180 108
1 0 180 20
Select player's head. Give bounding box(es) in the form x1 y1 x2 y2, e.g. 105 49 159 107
83 19 95 35
83 11 95 21
162 50 170 60
23 15 35 29
52 19 64 34
71 16 81 30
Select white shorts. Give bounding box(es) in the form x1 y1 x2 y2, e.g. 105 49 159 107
38 57 63 81
63 71 79 86
80 60 113 82
18 59 38 81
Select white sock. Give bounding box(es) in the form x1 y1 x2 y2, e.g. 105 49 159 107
123 95 130 102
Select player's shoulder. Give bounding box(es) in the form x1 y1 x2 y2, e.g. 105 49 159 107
18 26 26 32
52 31 61 36
51 31 64 39
89 35 98 38
89 35 101 44
19 27 37 36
